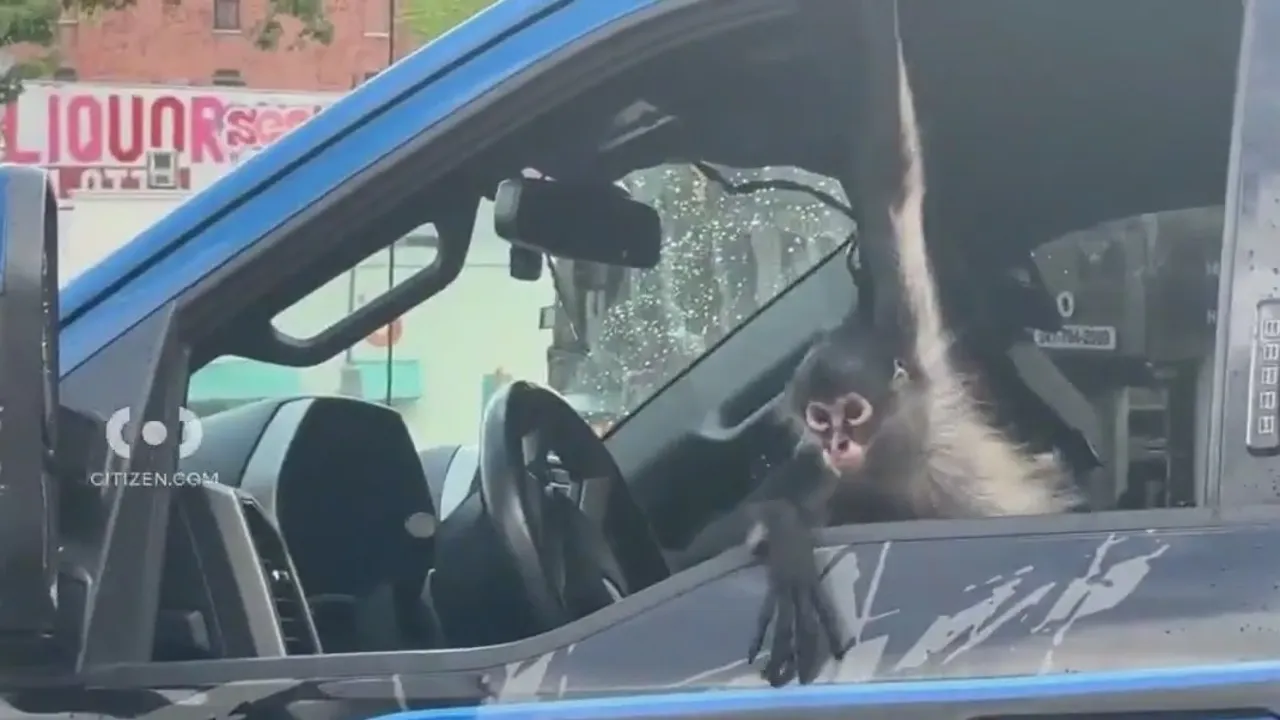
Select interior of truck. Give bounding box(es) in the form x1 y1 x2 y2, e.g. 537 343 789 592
110 0 1241 665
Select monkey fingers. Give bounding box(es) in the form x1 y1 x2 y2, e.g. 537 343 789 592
751 583 831 686
810 581 846 661
764 589 799 687
789 589 822 684
747 589 776 664
745 500 841 687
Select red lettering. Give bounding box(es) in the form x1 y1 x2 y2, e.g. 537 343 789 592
222 103 320 152
150 95 184 154
285 107 313 128
257 108 284 145
223 106 254 149
66 95 102 163
190 96 223 163
4 89 329 172
3 103 38 163
47 94 61 163
107 95 144 163
277 106 319 139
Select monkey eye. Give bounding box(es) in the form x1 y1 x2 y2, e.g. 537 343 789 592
804 403 832 431
843 395 874 427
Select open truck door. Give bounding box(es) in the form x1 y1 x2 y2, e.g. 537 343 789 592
0 165 62 662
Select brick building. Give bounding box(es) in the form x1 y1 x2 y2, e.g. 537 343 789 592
54 0 415 91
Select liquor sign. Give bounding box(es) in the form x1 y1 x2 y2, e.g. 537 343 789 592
1 82 341 204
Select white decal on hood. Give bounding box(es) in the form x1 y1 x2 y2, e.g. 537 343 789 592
680 531 1171 687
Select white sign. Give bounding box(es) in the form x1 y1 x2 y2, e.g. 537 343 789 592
105 406 204 460
1 81 338 205
1033 324 1118 351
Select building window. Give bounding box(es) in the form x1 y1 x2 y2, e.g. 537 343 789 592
364 0 390 37
52 67 77 81
212 68 245 87
214 0 240 31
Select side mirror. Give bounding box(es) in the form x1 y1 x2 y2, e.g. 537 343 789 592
0 165 60 645
492 178 662 269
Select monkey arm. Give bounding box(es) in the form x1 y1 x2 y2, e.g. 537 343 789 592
744 458 845 686
674 449 831 568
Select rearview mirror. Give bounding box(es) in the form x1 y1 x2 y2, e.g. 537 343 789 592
492 178 661 269
0 165 60 642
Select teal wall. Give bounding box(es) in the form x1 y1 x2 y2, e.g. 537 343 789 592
189 358 422 404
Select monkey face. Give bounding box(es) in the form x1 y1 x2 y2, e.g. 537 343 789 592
804 392 875 474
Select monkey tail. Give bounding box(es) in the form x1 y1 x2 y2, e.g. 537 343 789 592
854 5 944 384
887 45 951 394
887 38 1080 516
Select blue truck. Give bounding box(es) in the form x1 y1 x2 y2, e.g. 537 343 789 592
0 0 1276 718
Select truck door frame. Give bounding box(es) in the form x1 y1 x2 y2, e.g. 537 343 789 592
1207 0 1280 511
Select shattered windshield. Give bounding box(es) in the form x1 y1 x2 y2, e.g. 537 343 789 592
553 163 853 430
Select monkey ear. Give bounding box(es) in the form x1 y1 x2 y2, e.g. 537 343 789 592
892 358 910 383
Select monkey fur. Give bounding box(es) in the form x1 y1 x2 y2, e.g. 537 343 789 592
680 33 1080 689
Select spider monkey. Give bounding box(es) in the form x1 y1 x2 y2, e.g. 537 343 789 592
677 29 1081 689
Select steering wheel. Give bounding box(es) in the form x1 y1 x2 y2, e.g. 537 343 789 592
479 380 668 631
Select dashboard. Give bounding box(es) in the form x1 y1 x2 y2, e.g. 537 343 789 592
174 391 666 656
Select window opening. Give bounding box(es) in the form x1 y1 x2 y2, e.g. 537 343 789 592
1030 206 1221 509
211 69 245 87
364 0 390 36
213 0 240 31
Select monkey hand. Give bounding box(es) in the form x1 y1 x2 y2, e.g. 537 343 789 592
746 500 845 687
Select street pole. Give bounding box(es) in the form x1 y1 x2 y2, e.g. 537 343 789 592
341 3 398 401
388 0 396 66
383 0 396 405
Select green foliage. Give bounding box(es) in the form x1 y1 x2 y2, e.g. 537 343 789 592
399 0 489 46
254 0 332 51
0 0 332 104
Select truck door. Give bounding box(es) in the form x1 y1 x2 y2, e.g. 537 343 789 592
1207 0 1280 507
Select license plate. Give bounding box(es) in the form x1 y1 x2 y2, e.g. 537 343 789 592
1032 324 1118 351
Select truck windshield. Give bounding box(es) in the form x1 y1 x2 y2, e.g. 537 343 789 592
551 162 853 430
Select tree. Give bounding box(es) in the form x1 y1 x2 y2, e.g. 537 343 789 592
0 0 333 104
398 0 490 46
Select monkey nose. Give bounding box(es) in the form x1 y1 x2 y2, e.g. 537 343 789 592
826 437 865 471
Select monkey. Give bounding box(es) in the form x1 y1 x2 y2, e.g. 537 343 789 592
677 27 1082 689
